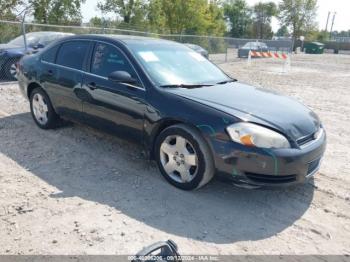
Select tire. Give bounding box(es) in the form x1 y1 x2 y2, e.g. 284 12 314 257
155 124 215 190
4 59 19 81
29 88 59 129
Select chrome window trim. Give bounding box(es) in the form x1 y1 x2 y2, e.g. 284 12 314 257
84 71 145 91
42 60 84 74
40 38 146 91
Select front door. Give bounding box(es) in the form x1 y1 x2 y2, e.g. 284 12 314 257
80 42 146 142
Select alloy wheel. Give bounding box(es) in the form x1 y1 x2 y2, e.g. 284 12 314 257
9 63 17 79
32 93 49 125
160 135 198 183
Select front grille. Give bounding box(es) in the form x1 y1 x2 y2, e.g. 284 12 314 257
308 158 321 175
297 133 315 146
246 173 297 184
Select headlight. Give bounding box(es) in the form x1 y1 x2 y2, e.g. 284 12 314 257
226 122 290 148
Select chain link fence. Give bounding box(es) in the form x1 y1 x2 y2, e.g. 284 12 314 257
0 19 293 82
0 21 23 82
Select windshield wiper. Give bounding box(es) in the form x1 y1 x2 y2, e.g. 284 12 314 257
216 79 237 85
160 83 213 89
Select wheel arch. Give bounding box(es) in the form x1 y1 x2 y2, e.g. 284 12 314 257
149 118 215 161
27 82 44 98
149 119 182 159
151 119 216 190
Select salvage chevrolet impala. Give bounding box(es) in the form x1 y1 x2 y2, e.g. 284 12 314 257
17 35 326 190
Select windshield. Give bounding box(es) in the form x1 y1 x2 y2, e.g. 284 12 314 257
243 42 258 48
8 34 40 47
127 41 230 86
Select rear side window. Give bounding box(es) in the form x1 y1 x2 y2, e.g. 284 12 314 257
41 45 59 63
56 41 89 70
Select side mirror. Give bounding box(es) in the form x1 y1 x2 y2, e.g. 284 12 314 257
108 71 137 84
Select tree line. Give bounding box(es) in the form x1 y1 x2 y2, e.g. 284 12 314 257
90 0 319 42
1 0 339 42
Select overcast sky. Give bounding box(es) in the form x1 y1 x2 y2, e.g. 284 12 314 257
82 0 350 32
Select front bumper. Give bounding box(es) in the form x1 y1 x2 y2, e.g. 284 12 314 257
212 130 326 187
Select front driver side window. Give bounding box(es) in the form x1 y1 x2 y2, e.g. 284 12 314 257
91 43 136 79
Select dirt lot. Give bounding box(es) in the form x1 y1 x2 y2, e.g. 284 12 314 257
0 54 349 255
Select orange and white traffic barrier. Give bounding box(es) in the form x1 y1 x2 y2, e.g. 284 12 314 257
247 50 291 73
249 50 289 59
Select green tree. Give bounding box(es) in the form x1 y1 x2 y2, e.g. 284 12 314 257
223 0 252 38
89 17 104 27
206 0 226 36
278 0 318 46
252 1 277 39
158 0 206 34
315 30 329 41
30 0 85 25
147 0 225 36
276 25 289 37
0 0 22 19
0 0 24 43
89 17 118 28
147 0 165 32
97 0 146 25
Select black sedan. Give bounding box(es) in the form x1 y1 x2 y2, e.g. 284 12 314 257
0 31 73 80
17 35 326 190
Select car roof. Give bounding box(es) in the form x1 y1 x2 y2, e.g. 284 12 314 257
60 34 175 45
26 31 74 36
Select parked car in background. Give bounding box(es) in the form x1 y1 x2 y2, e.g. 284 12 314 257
184 43 209 59
17 35 326 190
304 42 325 54
238 42 269 58
0 31 73 80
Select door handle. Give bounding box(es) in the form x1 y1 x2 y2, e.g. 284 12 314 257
87 82 98 90
47 69 53 76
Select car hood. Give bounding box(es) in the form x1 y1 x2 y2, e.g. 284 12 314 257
166 82 320 141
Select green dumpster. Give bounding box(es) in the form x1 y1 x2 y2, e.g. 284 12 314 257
304 42 325 54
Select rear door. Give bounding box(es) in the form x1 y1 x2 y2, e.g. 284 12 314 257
80 41 146 142
41 40 91 118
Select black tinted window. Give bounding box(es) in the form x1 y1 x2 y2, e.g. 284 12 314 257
56 41 89 70
91 43 134 78
41 45 59 63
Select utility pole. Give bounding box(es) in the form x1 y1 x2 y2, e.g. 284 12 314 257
17 5 33 52
329 12 336 39
22 14 27 52
325 11 330 32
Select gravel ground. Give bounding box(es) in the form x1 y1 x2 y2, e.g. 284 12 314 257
0 53 349 255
